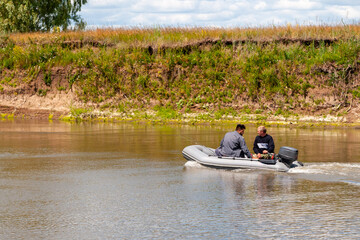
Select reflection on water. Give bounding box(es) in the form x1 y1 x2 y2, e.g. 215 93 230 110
0 120 360 239
184 162 360 239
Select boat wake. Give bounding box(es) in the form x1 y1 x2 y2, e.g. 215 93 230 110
185 161 360 186
289 162 360 186
184 160 207 169
289 162 360 174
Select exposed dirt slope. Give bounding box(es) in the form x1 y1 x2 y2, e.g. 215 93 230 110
1 38 360 122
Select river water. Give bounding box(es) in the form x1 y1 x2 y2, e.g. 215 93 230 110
0 120 360 239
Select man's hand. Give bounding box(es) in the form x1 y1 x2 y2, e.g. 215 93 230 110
262 150 268 154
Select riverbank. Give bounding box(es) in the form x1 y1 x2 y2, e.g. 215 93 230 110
1 25 360 125
1 101 359 128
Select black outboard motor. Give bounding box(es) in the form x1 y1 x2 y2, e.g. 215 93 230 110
278 146 298 167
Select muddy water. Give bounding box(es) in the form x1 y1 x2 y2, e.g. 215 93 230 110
0 120 360 239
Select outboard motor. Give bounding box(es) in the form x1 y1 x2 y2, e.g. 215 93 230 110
278 146 298 167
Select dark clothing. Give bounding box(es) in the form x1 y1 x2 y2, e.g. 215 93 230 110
216 131 252 158
253 134 275 154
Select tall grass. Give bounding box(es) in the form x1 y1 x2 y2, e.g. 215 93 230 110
3 24 360 47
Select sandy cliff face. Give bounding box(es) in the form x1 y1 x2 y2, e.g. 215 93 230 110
0 92 73 119
1 72 359 122
0 68 79 118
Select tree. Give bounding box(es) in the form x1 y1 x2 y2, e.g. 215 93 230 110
0 0 37 33
0 0 87 33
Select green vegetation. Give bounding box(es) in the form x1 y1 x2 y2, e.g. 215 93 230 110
70 106 91 118
0 0 87 33
154 106 180 120
0 25 360 123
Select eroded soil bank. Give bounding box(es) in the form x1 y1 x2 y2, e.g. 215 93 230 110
1 29 360 125
0 85 359 127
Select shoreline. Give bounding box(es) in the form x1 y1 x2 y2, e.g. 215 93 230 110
1 105 359 128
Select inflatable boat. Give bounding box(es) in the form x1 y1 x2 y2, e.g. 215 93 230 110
182 145 303 172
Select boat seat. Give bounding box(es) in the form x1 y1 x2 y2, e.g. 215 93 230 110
199 146 216 156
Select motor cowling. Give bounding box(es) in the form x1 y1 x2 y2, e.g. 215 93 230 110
278 146 298 166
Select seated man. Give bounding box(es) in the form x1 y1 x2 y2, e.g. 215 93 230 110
215 124 252 158
253 126 275 159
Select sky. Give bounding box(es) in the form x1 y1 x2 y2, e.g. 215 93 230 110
79 0 360 28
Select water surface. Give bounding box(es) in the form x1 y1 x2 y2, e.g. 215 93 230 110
0 120 360 239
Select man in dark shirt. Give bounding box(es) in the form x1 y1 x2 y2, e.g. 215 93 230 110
215 124 252 158
253 126 275 159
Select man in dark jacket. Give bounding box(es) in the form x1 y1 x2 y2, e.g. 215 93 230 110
253 126 275 159
215 124 252 158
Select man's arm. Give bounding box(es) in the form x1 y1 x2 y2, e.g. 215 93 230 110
220 137 224 147
253 136 260 154
240 136 252 158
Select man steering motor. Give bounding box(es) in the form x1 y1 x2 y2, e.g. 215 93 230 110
253 126 275 159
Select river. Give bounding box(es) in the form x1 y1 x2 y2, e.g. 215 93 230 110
0 120 360 239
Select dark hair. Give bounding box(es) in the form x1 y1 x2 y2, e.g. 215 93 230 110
236 124 246 131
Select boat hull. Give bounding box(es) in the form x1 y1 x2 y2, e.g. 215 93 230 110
182 145 299 172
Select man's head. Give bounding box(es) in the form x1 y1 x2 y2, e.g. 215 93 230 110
236 124 246 135
257 126 267 137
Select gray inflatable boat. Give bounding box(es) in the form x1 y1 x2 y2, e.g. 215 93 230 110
182 145 303 172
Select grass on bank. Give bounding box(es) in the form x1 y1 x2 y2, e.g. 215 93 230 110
4 39 358 101
1 24 360 120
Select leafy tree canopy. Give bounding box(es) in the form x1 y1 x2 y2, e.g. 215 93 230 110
0 0 87 33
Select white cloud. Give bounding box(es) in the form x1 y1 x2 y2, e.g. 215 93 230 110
195 11 236 21
197 1 228 13
79 0 360 27
254 1 267 11
326 6 360 19
131 13 193 25
273 0 320 10
86 0 128 8
321 0 360 6
132 0 196 13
